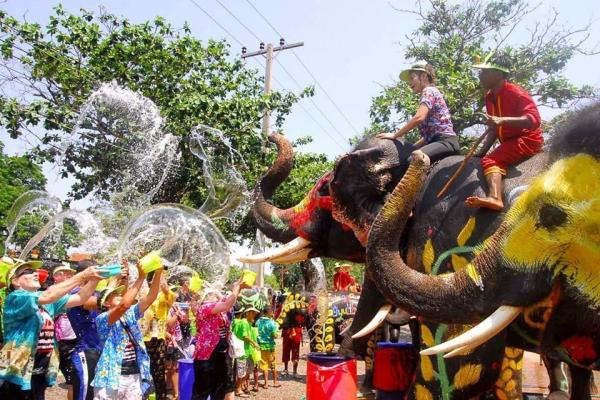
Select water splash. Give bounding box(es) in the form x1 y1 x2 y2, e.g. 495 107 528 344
117 203 230 288
189 125 251 227
3 190 63 254
64 82 181 207
20 209 117 260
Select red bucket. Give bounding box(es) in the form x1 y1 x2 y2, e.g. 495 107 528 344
373 342 417 392
307 353 357 400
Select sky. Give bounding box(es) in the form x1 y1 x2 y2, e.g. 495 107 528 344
1 0 599 206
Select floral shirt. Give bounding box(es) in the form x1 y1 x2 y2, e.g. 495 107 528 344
92 303 152 392
0 290 69 390
418 86 455 144
192 301 231 360
165 306 183 348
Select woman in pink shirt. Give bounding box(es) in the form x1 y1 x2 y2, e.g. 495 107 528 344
191 277 247 400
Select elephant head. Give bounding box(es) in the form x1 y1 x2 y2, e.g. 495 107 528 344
240 133 417 264
366 103 600 359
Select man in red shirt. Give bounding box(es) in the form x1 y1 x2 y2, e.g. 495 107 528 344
466 55 543 210
333 264 356 292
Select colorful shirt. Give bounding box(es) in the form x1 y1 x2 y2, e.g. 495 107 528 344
92 303 151 392
484 80 543 144
0 290 69 390
231 318 253 359
418 86 455 144
256 317 279 351
166 306 183 348
140 290 176 341
55 313 76 341
192 301 231 361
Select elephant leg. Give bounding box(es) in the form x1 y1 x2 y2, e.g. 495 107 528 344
543 355 569 398
569 365 591 400
494 347 524 400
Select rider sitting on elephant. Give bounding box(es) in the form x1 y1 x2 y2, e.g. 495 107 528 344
377 60 460 163
466 53 544 210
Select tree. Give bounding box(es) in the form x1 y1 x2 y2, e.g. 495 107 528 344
367 0 597 147
0 6 326 240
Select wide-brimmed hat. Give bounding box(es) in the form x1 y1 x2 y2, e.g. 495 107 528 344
6 258 43 285
100 285 126 306
472 52 510 74
53 262 76 276
334 262 352 270
244 306 259 314
399 60 431 82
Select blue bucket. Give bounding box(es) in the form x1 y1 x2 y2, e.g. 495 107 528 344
178 358 195 400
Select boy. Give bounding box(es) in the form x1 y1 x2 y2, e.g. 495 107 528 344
231 307 259 398
256 306 280 388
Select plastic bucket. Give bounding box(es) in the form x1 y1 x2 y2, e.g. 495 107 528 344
96 263 121 278
241 269 257 287
306 352 357 400
37 269 49 284
140 251 163 274
189 276 203 293
373 342 417 392
178 358 195 400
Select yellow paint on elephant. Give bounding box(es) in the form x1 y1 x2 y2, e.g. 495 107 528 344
502 154 600 304
496 388 509 400
453 363 482 390
466 262 484 289
457 216 476 246
422 238 434 273
420 355 435 382
420 324 435 348
415 384 433 400
451 253 469 271
505 347 523 358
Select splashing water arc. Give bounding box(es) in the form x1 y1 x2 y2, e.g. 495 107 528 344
3 190 63 254
117 203 231 288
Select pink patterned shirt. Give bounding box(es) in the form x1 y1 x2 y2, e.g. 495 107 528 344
192 302 231 360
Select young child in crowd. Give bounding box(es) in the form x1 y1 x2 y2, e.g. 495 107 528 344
256 306 280 388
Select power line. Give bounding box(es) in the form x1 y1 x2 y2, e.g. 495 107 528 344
213 0 262 43
243 0 361 135
186 0 244 47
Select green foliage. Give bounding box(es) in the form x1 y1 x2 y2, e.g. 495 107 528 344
0 6 328 240
367 0 597 146
271 263 303 291
263 272 280 290
227 265 242 284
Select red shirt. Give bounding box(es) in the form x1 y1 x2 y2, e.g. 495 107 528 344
333 271 355 291
485 81 543 143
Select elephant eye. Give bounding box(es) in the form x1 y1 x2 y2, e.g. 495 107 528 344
537 204 568 231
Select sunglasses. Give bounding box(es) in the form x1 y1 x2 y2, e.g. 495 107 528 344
15 268 36 278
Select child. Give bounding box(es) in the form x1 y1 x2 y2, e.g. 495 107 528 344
231 307 259 398
256 306 280 388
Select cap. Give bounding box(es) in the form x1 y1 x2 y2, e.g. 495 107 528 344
53 262 76 276
399 60 430 82
472 52 510 74
6 258 43 284
99 285 126 306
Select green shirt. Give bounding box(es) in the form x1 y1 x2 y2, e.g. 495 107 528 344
231 318 252 359
256 316 279 351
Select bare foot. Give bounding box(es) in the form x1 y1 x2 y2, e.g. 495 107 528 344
465 196 504 210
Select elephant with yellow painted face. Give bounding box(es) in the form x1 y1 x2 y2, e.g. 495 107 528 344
366 103 600 399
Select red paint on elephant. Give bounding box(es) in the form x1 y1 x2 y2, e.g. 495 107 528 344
561 336 597 364
290 173 333 238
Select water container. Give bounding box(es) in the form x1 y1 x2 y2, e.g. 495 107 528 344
178 358 195 400
139 251 163 274
306 352 357 400
241 269 257 287
373 342 417 396
96 263 122 278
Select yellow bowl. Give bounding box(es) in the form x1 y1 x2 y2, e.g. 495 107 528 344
241 269 257 287
139 251 163 274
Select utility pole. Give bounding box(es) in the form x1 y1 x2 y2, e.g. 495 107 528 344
242 39 304 139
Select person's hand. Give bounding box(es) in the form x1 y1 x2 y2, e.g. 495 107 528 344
376 132 397 140
79 266 103 282
120 259 129 281
236 276 250 290
136 259 146 280
486 114 504 127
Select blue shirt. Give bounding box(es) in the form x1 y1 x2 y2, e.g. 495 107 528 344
256 317 279 351
0 290 69 390
67 290 101 351
92 303 152 392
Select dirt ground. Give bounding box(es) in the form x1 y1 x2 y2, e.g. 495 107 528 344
45 340 600 400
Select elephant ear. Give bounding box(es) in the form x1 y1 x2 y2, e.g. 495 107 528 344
331 139 413 244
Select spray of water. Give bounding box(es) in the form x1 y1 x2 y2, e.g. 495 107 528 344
3 190 63 254
189 125 251 227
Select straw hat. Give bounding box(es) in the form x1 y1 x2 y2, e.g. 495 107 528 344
5 258 43 285
53 262 76 276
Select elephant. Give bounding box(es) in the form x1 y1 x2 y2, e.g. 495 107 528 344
240 103 600 398
364 103 600 399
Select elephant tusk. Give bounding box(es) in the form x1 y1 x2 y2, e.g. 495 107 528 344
420 305 522 357
237 237 311 263
265 248 312 264
352 304 393 339
385 308 412 325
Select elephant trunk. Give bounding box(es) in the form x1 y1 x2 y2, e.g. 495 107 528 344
366 151 497 323
251 133 302 244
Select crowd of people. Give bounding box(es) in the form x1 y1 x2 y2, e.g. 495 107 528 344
0 255 311 400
